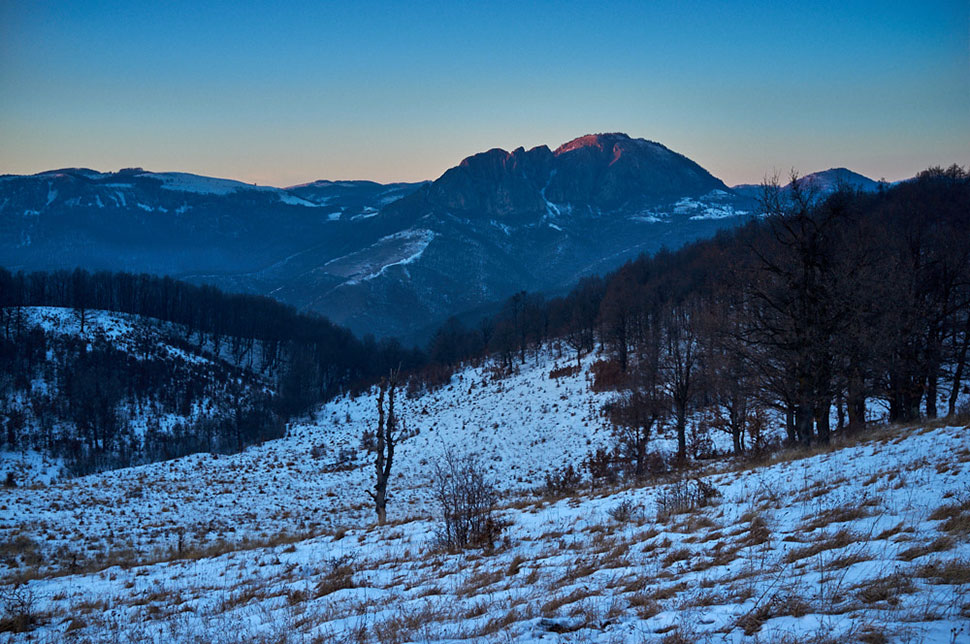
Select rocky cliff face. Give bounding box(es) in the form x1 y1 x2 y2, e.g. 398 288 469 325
399 133 729 223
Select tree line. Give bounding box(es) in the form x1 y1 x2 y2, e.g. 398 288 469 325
0 267 424 407
425 166 970 463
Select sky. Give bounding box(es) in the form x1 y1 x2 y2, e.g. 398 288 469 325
1 1 967 187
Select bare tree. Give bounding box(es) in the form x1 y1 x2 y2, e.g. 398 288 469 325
606 316 666 478
661 300 702 461
702 299 756 455
744 172 841 445
369 369 399 524
71 268 89 335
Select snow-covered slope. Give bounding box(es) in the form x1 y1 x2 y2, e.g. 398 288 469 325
0 306 282 478
2 351 968 643
1 350 617 569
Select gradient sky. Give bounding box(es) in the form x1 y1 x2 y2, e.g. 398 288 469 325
1 1 967 186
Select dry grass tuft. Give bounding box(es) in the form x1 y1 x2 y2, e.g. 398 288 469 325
897 536 954 562
800 504 873 532
314 555 356 598
928 498 970 536
915 558 970 585
735 592 811 635
783 528 856 564
662 547 692 567
856 572 915 605
743 513 771 547
875 522 907 541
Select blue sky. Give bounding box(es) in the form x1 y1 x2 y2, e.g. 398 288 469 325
1 1 967 186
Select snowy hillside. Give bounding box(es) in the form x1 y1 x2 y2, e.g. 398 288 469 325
0 306 283 479
1 351 968 643
1 350 617 576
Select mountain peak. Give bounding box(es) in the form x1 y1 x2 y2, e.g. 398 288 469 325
793 168 880 192
554 132 637 155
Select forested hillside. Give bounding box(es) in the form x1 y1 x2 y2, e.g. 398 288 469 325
0 271 422 476
427 166 970 462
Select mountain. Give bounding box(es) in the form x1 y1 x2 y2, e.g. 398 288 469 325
0 167 424 278
280 134 756 340
415 133 729 220
732 167 883 200
0 135 757 340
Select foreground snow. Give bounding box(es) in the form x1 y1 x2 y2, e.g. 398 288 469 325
1 353 968 643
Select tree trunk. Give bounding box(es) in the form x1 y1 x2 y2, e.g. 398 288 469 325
785 405 796 444
374 482 387 524
847 370 866 432
925 372 938 419
814 401 830 445
732 426 743 455
675 404 687 461
371 373 398 525
372 380 388 524
794 403 813 446
925 325 943 419
948 316 970 417
835 390 845 433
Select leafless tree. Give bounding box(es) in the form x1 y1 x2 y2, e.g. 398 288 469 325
661 299 702 460
369 368 400 524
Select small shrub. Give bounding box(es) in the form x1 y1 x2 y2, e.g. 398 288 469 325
687 419 716 460
0 584 37 633
584 447 622 485
608 499 642 523
590 359 627 392
545 464 582 496
586 446 667 484
656 477 720 521
314 554 356 597
310 443 327 459
549 364 581 379
433 451 503 551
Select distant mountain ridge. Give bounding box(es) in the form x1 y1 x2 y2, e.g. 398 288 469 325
0 134 875 341
731 167 883 199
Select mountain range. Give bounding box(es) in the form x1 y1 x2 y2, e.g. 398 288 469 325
0 134 880 341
